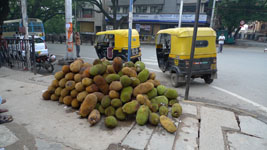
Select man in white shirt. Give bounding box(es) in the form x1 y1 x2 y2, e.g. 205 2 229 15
218 33 226 53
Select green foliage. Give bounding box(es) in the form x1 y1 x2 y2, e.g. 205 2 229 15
44 15 65 34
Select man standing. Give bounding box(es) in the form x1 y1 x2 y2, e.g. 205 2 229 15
75 32 81 57
218 33 225 53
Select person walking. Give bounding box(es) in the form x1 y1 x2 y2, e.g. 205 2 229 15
218 33 225 53
75 32 81 57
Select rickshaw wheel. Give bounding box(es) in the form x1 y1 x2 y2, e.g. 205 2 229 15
204 76 213 84
171 73 180 87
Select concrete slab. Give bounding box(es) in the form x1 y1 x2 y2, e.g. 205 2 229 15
180 103 197 117
35 138 72 150
0 125 19 148
199 107 239 150
174 117 199 150
227 132 267 150
121 124 154 150
239 115 267 139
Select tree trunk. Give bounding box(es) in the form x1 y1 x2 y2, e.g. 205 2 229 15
234 27 241 39
112 0 118 29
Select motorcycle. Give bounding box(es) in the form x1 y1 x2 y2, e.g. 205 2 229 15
35 53 56 73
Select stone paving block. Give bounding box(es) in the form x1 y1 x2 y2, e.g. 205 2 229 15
0 125 19 148
121 124 154 150
239 115 267 139
147 126 176 150
35 138 73 150
199 107 239 150
180 103 197 117
174 117 199 150
227 132 267 150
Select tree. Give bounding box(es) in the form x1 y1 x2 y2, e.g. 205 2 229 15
44 15 65 34
216 0 267 38
0 0 10 34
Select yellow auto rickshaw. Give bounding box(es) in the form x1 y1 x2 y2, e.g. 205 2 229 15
95 29 141 62
156 27 217 87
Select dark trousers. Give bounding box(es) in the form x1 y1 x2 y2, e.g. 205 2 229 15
219 44 223 53
76 45 80 57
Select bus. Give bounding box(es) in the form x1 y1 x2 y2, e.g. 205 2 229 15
2 18 45 40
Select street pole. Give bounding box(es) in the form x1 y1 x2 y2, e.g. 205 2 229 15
75 0 77 32
128 0 133 62
21 0 30 69
210 0 216 28
65 0 74 60
184 0 201 100
178 0 184 28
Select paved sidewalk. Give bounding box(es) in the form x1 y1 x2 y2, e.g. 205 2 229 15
0 67 267 150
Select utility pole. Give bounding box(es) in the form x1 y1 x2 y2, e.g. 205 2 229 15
178 0 184 28
210 0 216 28
128 0 133 62
21 0 30 69
65 0 74 60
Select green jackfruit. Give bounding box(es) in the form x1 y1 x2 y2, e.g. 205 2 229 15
151 103 159 112
137 69 149 83
101 96 111 108
115 107 126 120
171 103 182 118
135 61 145 72
131 77 140 87
120 75 132 87
105 74 120 83
147 88 158 99
118 70 123 77
122 100 140 114
149 113 160 126
151 96 168 106
120 86 133 103
111 98 122 108
105 106 115 116
160 115 177 133
136 94 148 105
124 61 135 67
157 85 167 95
164 88 178 99
97 105 105 114
105 116 118 128
136 105 150 126
169 99 178 106
133 82 154 96
159 106 168 116
90 64 106 76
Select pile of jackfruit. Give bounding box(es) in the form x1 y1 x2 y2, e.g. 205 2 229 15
42 57 182 133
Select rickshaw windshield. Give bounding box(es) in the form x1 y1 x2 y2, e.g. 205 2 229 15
96 34 115 43
156 33 171 50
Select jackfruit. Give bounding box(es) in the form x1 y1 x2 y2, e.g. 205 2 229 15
74 74 82 82
136 94 148 105
111 98 122 108
137 69 149 83
79 94 98 117
62 65 70 74
159 106 168 116
105 106 115 116
51 79 59 88
133 82 154 96
122 100 140 114
77 91 88 102
65 80 76 90
136 105 150 126
120 86 133 103
93 92 104 102
47 86 56 94
75 82 84 92
82 78 92 87
131 77 140 87
93 59 102 65
55 87 63 96
118 70 123 77
160 115 177 133
107 65 116 74
70 61 81 73
97 105 105 114
147 79 161 87
157 85 167 95
115 107 126 120
55 71 64 80
120 75 132 87
147 88 157 99
169 99 178 106
122 67 137 77
60 88 69 97
65 72 74 80
51 94 59 101
151 103 159 112
59 96 64 103
93 75 109 94
109 81 123 91
164 88 178 99
70 89 78 98
42 90 51 100
135 61 145 72
113 57 123 73
151 96 169 107
149 112 159 126
105 116 118 128
90 64 106 76
86 84 99 93
59 78 67 88
71 98 80 109
101 96 111 108
88 109 101 126
171 103 182 118
109 90 120 99
81 67 91 78
105 74 120 83
123 61 135 67
63 96 73 106
149 72 156 80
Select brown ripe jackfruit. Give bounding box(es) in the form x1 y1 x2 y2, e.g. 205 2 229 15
93 75 109 95
149 72 156 80
122 67 137 77
42 90 51 100
122 100 140 114
70 89 78 98
82 78 93 87
47 86 56 94
75 82 84 92
88 109 101 126
113 57 123 73
59 96 64 103
74 74 82 82
147 79 161 87
70 61 81 73
65 80 76 90
81 66 91 78
62 65 70 74
51 94 59 101
77 91 88 102
51 79 59 88
55 87 63 96
54 71 64 80
71 98 80 109
109 90 120 99
63 96 73 106
60 88 69 97
136 94 148 105
133 82 154 97
109 81 123 91
59 78 67 88
86 84 99 93
93 59 102 65
65 72 74 80
160 115 177 133
79 94 98 117
93 92 104 102
107 65 116 74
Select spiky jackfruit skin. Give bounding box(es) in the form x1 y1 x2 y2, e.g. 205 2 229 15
81 67 91 78
77 91 88 102
93 75 109 95
70 89 78 98
160 115 177 133
105 74 120 83
70 61 81 73
130 77 140 87
111 98 122 108
79 94 98 117
55 71 64 80
60 88 69 97
51 94 59 101
88 109 101 126
151 103 159 112
97 105 105 114
149 72 156 80
65 72 74 80
118 70 123 77
151 96 169 107
171 103 182 118
65 80 76 90
122 67 137 77
124 61 135 67
147 79 161 87
113 57 123 73
149 113 160 126
115 107 126 120
59 78 67 88
133 82 154 97
42 90 51 100
159 106 168 116
120 86 133 103
93 59 102 65
93 92 104 102
51 79 59 88
86 84 99 93
82 78 93 87
105 106 115 116
101 96 111 108
90 64 107 76
109 90 120 99
147 88 158 99
157 85 167 95
75 82 84 92
136 94 148 105
122 100 140 114
169 100 178 106
71 99 80 109
74 74 82 82
105 116 118 128
136 105 150 126
55 87 63 96
137 69 149 83
63 96 73 106
47 86 56 94
120 75 132 87
135 61 145 72
164 88 178 99
107 65 116 74
109 81 123 91
59 96 64 103
62 65 70 74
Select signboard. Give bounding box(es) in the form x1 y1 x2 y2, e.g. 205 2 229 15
136 24 140 32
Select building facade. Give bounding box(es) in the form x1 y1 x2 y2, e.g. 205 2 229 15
106 0 210 42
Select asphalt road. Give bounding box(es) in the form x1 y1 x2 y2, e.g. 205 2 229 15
47 43 267 121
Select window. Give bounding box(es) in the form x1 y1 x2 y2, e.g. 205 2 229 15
150 5 162 13
136 6 147 13
82 9 93 18
122 6 129 13
183 5 196 12
196 40 208 47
